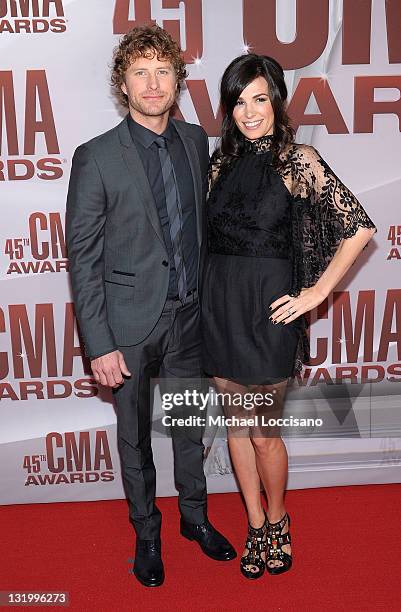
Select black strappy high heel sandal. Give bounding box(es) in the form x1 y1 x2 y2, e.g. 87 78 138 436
266 512 292 575
240 516 267 580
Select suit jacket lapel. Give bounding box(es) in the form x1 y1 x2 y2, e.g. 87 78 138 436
117 117 165 247
171 119 203 247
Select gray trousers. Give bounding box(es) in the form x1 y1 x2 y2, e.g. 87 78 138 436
113 297 207 540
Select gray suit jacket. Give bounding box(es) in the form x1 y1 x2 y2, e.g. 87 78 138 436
66 115 209 359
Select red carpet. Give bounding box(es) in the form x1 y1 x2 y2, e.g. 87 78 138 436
1 485 400 611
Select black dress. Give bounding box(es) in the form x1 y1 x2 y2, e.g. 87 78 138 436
200 134 376 385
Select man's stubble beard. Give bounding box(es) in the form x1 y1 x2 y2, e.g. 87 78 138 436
129 94 176 118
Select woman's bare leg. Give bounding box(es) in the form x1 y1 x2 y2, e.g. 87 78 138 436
213 376 265 528
249 380 291 568
213 376 266 573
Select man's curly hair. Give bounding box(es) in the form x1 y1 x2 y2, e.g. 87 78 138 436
111 24 188 108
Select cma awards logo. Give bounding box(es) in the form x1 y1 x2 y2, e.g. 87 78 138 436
23 431 114 486
0 291 400 403
0 0 67 33
112 0 401 137
387 225 401 261
0 302 97 401
4 212 68 275
0 70 64 181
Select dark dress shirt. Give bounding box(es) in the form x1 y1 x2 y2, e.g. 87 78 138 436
127 114 198 298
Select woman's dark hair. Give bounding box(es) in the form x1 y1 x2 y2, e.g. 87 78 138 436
219 54 294 163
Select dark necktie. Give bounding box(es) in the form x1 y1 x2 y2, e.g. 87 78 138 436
155 136 188 302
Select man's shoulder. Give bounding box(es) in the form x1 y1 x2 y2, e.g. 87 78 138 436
171 118 208 141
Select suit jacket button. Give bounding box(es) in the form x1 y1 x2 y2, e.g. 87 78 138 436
162 260 168 267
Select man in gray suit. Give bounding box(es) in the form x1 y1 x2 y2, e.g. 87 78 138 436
66 25 235 587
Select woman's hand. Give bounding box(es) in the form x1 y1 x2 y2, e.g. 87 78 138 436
268 286 326 325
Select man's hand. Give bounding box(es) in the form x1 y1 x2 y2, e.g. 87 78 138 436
90 350 131 388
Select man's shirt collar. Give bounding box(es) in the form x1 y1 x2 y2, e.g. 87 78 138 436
127 114 175 148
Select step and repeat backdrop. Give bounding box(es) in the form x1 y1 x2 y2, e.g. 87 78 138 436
1 0 401 505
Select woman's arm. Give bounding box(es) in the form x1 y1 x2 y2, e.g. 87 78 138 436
269 145 376 323
313 226 376 300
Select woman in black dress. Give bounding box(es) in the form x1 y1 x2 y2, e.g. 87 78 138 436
201 54 376 579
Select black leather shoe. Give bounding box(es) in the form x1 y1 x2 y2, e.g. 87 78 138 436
132 539 164 587
180 517 237 561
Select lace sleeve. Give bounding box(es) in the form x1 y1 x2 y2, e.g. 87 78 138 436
300 145 377 238
286 145 377 375
288 144 377 295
